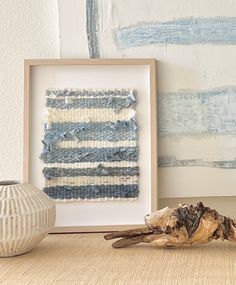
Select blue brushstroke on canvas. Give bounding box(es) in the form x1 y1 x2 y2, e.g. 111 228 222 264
116 17 236 48
159 156 236 169
159 86 236 136
86 0 100 57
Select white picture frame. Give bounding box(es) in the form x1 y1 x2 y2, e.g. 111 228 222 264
24 58 158 232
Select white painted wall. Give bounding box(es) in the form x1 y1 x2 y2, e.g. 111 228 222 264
0 0 60 180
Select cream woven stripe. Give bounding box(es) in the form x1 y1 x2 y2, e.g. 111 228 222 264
46 108 135 123
45 176 138 187
45 161 138 169
47 88 133 95
58 140 137 148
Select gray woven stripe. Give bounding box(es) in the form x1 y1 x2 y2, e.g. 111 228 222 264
46 89 135 97
41 147 138 163
44 184 139 199
43 166 139 180
46 96 136 110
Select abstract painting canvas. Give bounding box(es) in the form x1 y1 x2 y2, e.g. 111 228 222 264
59 0 236 198
40 88 139 201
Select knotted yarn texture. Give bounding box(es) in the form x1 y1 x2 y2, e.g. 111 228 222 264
40 88 139 202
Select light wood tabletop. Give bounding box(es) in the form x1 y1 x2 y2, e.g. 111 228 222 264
0 233 235 285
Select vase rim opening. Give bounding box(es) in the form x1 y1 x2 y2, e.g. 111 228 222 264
0 180 20 186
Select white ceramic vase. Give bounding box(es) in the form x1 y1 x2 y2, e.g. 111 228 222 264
0 181 56 257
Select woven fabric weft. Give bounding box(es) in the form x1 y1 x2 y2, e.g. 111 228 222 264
40 88 139 201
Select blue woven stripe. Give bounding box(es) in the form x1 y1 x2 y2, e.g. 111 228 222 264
47 89 135 97
46 96 136 110
43 120 137 149
41 147 138 163
43 166 139 180
44 184 139 199
46 121 137 133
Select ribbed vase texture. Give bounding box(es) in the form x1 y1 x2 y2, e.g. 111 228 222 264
0 181 56 257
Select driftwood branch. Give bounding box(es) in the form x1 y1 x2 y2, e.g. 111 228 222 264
104 202 236 248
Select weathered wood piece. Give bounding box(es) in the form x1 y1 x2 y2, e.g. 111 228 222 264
104 202 236 248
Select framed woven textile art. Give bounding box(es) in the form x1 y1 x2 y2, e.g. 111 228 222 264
24 59 157 232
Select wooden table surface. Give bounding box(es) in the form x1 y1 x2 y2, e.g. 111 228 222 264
0 233 235 285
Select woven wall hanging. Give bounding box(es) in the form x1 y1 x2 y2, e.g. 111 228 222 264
40 88 139 201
